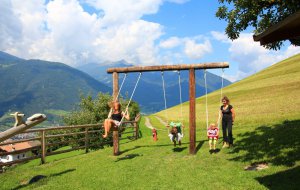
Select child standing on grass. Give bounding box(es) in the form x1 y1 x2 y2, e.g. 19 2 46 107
207 123 219 153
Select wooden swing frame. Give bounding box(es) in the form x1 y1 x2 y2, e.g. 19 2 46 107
107 62 229 155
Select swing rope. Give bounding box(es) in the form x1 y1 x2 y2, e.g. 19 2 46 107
119 72 142 125
177 71 184 135
204 69 209 130
161 71 168 124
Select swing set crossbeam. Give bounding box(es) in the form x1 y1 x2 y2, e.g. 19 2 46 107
107 62 229 73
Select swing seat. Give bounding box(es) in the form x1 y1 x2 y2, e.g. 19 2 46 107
207 135 219 139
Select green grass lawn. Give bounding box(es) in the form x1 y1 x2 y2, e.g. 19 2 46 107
0 54 299 189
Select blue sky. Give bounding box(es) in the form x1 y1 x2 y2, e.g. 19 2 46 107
0 0 299 81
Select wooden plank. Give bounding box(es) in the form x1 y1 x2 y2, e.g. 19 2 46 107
85 128 89 153
119 137 135 141
22 123 133 133
107 62 229 73
41 131 46 164
134 122 139 139
0 145 41 156
45 138 86 147
189 68 196 154
87 130 102 134
25 124 101 133
45 131 86 139
120 131 135 135
0 137 40 146
112 72 120 156
46 146 86 156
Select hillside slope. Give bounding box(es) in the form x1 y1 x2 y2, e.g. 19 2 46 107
157 53 300 126
0 52 111 129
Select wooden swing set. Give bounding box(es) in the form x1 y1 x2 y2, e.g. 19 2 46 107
107 62 229 155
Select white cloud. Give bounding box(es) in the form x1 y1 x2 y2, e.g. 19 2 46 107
0 0 173 66
159 37 181 49
0 1 26 54
212 31 300 81
93 20 162 65
184 39 212 59
211 31 229 43
159 36 213 61
83 0 162 26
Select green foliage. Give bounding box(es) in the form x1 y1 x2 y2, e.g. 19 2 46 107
63 93 140 125
63 93 112 125
216 0 300 50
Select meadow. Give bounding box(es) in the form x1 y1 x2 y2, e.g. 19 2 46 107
0 54 299 190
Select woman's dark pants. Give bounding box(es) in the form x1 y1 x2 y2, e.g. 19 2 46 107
222 119 233 144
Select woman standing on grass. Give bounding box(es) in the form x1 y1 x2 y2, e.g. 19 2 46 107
220 96 235 148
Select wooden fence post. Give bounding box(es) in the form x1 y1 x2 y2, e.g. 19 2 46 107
85 127 89 153
134 114 140 139
41 130 46 164
134 122 138 139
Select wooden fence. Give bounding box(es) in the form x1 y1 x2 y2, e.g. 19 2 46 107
0 120 139 168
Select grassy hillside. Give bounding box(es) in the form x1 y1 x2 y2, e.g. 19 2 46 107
156 53 300 127
0 54 299 189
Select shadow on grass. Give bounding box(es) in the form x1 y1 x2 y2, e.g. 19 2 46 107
256 166 300 190
12 169 76 190
115 154 142 162
120 146 142 155
120 140 202 154
195 140 205 154
229 119 300 166
173 147 187 152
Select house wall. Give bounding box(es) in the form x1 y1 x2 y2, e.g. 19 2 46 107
0 152 31 163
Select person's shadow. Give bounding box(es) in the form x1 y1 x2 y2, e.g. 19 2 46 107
12 169 76 190
115 154 142 162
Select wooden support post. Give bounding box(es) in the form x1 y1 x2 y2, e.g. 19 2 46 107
134 122 138 139
112 72 119 156
41 130 46 164
134 114 140 139
85 127 89 153
189 69 196 154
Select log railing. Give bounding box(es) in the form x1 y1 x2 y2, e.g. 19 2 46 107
0 120 139 168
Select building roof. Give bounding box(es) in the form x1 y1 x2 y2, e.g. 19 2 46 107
0 141 40 152
253 10 300 45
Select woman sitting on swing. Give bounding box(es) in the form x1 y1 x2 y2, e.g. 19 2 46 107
102 101 130 138
167 122 184 147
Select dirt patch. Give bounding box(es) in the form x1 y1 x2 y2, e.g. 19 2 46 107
244 162 269 171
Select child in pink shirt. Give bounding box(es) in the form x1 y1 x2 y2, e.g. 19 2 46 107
207 123 219 153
